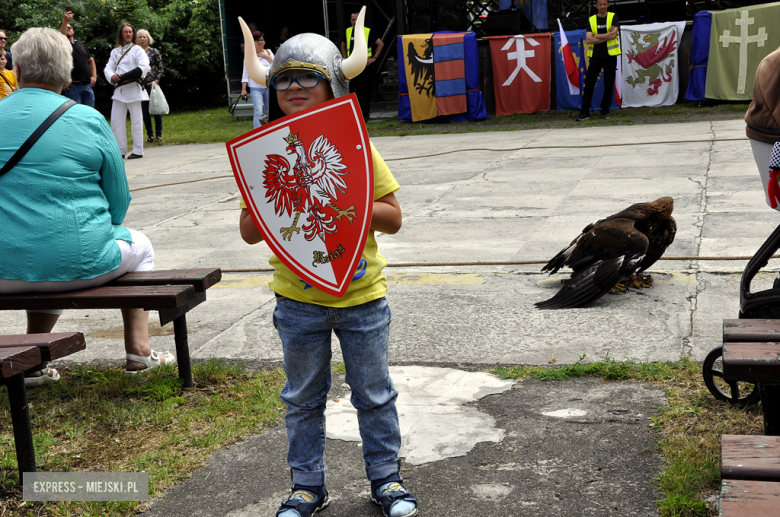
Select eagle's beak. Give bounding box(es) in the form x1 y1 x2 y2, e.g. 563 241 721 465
240 17 268 87
341 6 368 81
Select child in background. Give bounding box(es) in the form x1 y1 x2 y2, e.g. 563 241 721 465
0 53 18 99
238 9 418 517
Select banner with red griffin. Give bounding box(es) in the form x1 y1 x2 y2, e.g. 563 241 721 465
619 22 686 108
226 94 374 298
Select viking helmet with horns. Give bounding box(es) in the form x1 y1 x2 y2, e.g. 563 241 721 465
239 7 368 99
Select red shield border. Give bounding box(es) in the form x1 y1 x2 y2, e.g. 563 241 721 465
226 94 374 298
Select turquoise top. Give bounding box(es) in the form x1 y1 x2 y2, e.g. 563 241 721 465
0 88 132 282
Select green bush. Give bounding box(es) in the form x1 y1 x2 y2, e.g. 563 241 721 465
0 0 225 114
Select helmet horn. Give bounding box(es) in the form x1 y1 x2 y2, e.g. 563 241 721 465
340 6 368 80
239 17 268 87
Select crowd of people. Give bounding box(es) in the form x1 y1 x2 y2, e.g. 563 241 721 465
0 9 165 157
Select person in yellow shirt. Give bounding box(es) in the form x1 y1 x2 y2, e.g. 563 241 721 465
0 52 18 99
238 8 418 517
577 0 621 121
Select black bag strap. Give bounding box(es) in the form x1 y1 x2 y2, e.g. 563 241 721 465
0 99 77 177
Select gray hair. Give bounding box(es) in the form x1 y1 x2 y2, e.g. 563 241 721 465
11 27 73 86
137 29 154 46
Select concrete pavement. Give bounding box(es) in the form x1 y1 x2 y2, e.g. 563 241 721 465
1 119 767 515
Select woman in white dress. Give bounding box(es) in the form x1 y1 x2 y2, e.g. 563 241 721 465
104 23 150 159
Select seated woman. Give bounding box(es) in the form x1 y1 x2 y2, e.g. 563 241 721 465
0 27 175 385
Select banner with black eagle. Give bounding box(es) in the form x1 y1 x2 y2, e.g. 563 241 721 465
619 21 686 108
398 32 488 123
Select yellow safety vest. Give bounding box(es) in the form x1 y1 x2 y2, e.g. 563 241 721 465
587 12 621 57
346 26 372 57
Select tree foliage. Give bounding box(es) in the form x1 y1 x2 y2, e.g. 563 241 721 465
0 0 226 113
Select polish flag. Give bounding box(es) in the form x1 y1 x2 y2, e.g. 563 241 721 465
614 54 624 107
557 19 579 96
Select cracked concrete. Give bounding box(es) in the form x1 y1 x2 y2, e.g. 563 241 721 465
0 120 768 516
1 119 768 367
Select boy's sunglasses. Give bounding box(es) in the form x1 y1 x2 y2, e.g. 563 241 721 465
271 72 324 91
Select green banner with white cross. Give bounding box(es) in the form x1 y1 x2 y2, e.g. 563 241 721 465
705 1 780 100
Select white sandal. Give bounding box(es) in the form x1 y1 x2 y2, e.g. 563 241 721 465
25 367 60 387
125 350 176 374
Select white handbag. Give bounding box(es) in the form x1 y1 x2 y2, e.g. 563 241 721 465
149 82 169 115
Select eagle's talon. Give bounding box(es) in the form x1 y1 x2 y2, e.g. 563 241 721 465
610 283 628 294
280 225 301 241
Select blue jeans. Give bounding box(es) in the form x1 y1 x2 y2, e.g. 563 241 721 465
273 295 401 487
250 87 269 128
62 83 94 108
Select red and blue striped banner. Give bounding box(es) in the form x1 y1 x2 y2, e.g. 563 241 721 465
433 33 467 116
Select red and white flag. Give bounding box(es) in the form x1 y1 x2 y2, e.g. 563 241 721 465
614 54 623 107
557 19 579 96
488 33 551 116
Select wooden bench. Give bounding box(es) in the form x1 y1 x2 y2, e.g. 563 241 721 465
722 342 780 435
0 268 222 388
722 434 780 482
723 319 780 343
0 333 85 479
720 479 780 516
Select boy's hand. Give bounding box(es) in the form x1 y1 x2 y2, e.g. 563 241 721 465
370 192 402 235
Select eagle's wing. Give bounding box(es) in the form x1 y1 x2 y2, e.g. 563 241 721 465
262 154 297 216
541 219 602 275
308 135 348 200
638 215 676 272
536 219 649 309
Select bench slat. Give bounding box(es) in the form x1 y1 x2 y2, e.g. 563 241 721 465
106 268 222 292
0 346 42 379
722 343 780 383
0 332 85 362
724 319 780 343
722 435 780 482
720 479 780 516
0 285 196 311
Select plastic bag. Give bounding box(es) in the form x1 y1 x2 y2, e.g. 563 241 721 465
149 82 169 115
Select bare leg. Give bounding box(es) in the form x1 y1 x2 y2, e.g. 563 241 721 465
26 313 60 334
25 313 60 379
122 308 172 371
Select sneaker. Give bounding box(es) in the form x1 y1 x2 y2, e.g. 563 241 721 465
601 112 610 120
276 484 329 517
370 477 418 517
576 113 590 121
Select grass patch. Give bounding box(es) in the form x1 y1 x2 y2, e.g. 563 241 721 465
0 359 286 516
124 102 750 147
491 356 763 517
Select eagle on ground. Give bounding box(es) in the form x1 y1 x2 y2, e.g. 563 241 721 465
535 197 676 310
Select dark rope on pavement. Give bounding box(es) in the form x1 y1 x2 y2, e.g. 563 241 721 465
220 254 778 273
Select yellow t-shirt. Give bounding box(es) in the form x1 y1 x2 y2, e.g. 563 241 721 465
0 69 17 99
240 142 400 307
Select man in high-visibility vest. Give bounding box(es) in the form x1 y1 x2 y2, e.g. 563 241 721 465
341 10 384 121
577 0 621 121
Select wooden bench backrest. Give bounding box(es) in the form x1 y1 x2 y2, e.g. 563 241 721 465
724 319 780 342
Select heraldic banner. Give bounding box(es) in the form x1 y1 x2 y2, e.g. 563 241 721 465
398 32 487 123
433 33 468 116
619 22 685 108
706 1 780 101
402 33 438 122
489 33 551 116
226 94 374 299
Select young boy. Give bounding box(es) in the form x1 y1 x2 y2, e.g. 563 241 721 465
238 28 419 517
0 53 18 99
